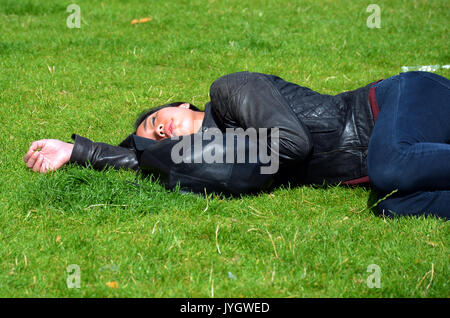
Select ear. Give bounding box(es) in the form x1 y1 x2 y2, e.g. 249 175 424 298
177 103 190 109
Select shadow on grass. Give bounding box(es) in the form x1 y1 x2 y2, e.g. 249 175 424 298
19 165 175 215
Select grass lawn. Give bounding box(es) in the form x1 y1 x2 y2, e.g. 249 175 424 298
0 0 448 297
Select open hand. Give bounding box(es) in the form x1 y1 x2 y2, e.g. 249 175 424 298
24 139 74 173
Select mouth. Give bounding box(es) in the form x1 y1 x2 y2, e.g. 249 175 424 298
165 120 174 137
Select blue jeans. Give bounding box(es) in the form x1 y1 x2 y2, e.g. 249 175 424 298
367 71 450 219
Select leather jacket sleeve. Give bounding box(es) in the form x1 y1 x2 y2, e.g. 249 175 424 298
209 72 313 163
69 134 139 171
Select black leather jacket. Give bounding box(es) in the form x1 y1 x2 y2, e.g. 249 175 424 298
69 72 376 194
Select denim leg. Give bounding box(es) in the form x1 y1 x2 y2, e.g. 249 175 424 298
368 71 450 193
376 190 450 220
367 71 450 219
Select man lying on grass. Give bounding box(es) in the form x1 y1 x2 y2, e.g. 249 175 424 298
24 71 450 219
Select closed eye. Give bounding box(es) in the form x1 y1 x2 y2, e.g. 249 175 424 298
151 116 156 127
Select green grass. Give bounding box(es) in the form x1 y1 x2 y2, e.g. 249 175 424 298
0 0 449 297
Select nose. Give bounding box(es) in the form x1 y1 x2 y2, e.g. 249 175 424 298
156 123 165 137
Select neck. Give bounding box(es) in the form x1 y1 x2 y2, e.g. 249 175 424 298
193 111 205 133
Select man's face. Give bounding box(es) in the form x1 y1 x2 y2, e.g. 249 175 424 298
136 103 201 140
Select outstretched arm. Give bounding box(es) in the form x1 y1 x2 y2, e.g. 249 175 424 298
24 134 139 173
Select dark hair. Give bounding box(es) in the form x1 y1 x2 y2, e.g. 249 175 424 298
134 102 201 130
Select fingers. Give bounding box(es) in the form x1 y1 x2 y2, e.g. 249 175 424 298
24 149 49 174
32 153 44 173
24 139 63 174
26 150 40 168
39 158 49 174
24 148 33 163
24 140 47 162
